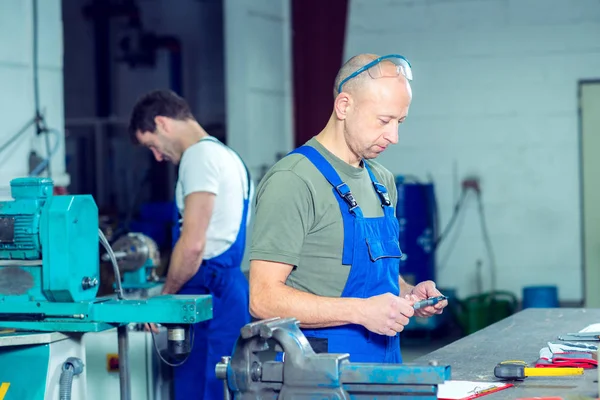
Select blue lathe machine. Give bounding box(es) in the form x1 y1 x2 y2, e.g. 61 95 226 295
0 177 212 400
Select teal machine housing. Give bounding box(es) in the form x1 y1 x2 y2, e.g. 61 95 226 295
0 177 213 400
0 177 100 303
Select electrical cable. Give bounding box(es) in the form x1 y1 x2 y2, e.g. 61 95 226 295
0 118 36 155
32 0 54 178
42 122 53 178
426 173 440 246
433 188 468 250
32 0 40 125
149 324 195 367
434 187 498 293
436 191 470 272
30 129 60 176
475 192 497 293
33 0 53 178
98 228 125 300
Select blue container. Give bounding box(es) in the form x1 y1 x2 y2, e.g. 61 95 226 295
522 285 559 308
395 179 437 286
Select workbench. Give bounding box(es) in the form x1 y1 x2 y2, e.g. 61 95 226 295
414 308 600 399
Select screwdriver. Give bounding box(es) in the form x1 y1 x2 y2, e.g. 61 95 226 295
494 361 584 380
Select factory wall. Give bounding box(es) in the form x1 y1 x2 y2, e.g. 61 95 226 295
345 0 600 302
224 0 294 180
0 0 68 200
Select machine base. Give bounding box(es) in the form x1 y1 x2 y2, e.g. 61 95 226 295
83 328 172 400
0 331 87 400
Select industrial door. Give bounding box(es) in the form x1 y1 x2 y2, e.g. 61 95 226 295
581 81 600 307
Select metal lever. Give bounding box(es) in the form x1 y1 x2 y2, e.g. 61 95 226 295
216 356 232 400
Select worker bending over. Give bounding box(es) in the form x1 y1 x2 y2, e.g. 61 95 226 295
249 53 447 363
128 90 252 399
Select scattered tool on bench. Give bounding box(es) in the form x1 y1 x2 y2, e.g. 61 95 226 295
494 360 584 380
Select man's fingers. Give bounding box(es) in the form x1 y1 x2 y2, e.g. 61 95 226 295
388 321 405 335
394 314 410 326
415 305 438 317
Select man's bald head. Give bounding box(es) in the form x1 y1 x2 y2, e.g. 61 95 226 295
328 52 412 161
333 53 380 98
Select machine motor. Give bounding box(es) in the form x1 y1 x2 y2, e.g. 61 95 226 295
0 177 99 302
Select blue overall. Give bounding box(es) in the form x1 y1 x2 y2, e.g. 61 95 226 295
289 145 404 363
172 139 252 399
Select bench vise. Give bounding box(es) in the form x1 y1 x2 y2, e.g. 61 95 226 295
216 317 450 399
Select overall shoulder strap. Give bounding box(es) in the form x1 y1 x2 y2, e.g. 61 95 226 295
289 146 361 214
288 145 360 265
363 162 392 208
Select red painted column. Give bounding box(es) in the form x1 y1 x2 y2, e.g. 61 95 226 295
291 0 349 147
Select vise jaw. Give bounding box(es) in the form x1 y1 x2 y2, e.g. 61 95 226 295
216 317 450 400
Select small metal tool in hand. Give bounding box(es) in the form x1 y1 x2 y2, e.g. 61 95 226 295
413 295 448 310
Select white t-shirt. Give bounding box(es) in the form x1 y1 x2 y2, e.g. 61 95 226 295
175 137 253 259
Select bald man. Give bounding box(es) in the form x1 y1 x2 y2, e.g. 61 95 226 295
248 53 447 363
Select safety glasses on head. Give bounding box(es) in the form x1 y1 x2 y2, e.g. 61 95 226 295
337 54 413 95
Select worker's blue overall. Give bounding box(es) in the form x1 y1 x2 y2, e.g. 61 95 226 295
289 145 404 363
171 139 252 399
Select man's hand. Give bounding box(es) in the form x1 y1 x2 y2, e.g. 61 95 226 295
405 280 447 318
359 293 415 336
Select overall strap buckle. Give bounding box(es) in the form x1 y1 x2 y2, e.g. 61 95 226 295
372 182 392 207
335 183 359 212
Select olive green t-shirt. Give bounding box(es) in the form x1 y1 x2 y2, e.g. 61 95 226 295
249 138 398 297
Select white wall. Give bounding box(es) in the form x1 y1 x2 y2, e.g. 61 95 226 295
0 0 68 199
346 0 600 301
224 0 294 180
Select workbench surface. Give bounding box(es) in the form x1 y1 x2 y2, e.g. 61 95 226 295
413 308 600 399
